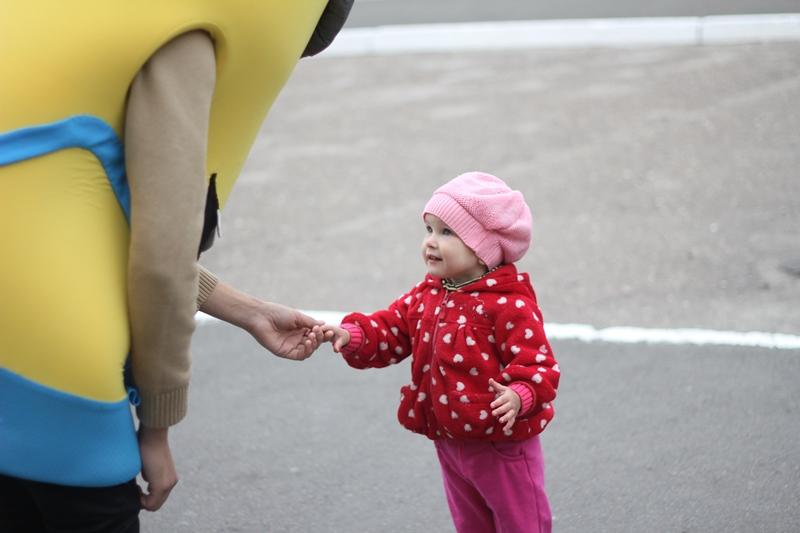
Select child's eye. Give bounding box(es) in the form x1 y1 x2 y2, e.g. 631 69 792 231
425 225 433 233
442 228 453 236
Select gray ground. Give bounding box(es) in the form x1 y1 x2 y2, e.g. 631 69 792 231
344 0 800 27
143 41 800 533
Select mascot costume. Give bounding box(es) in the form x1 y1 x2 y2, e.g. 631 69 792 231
0 0 352 488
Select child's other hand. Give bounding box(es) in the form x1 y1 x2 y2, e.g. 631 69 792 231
322 324 350 353
488 378 521 432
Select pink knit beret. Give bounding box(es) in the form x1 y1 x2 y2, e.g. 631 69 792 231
423 172 532 268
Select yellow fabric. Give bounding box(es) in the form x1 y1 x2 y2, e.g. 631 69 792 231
1 0 326 204
0 1 326 401
1 151 131 402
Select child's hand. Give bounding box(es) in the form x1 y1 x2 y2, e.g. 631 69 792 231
488 378 521 432
322 324 350 353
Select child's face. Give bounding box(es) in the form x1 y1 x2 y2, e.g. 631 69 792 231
422 214 488 284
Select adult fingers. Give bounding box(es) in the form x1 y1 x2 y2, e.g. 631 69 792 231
301 328 318 349
140 477 178 511
299 338 316 358
310 325 325 345
286 339 312 361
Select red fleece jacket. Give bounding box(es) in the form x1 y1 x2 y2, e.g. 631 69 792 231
341 264 559 442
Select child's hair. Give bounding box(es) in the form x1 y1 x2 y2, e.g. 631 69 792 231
422 171 532 268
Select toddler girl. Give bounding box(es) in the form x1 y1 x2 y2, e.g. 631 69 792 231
324 171 559 533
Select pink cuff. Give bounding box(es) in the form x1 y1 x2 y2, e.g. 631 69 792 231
509 382 536 417
340 323 364 355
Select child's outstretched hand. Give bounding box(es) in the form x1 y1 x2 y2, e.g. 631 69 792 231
322 324 351 353
489 378 521 432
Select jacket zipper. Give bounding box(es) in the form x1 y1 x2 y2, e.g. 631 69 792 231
430 289 450 364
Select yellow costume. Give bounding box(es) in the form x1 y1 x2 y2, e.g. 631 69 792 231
0 0 327 486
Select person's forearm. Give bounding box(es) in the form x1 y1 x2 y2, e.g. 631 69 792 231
199 279 262 334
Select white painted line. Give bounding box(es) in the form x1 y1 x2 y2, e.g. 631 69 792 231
322 14 800 56
196 311 800 350
545 323 800 350
703 13 800 43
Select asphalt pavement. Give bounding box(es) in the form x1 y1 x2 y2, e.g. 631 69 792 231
344 0 800 27
142 20 800 533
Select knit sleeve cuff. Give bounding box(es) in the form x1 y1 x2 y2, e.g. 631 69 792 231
509 382 536 417
197 265 219 310
136 385 189 428
340 323 364 355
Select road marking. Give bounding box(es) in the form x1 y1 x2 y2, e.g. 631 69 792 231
322 14 800 56
196 311 800 350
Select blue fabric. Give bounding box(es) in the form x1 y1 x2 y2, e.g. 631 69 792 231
0 368 141 488
0 115 130 220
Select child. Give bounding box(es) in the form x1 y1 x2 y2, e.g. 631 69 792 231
324 171 559 533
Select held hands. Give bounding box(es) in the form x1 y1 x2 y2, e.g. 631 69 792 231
199 279 330 360
321 324 350 353
489 378 521 432
247 301 329 360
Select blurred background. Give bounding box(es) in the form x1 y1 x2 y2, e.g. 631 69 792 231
145 2 800 531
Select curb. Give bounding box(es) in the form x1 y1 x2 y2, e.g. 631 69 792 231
322 13 800 56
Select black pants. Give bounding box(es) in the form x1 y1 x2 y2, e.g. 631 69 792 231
0 474 140 533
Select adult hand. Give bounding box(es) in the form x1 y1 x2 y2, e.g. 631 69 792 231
199 278 329 360
138 425 178 511
247 301 330 360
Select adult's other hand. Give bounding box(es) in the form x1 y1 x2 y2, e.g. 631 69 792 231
137 426 178 512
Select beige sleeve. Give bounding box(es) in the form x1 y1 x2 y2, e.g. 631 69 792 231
125 31 216 428
197 265 220 310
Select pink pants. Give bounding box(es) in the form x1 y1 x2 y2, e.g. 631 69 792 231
435 437 552 533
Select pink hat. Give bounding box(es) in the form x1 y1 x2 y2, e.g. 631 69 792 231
423 172 532 268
